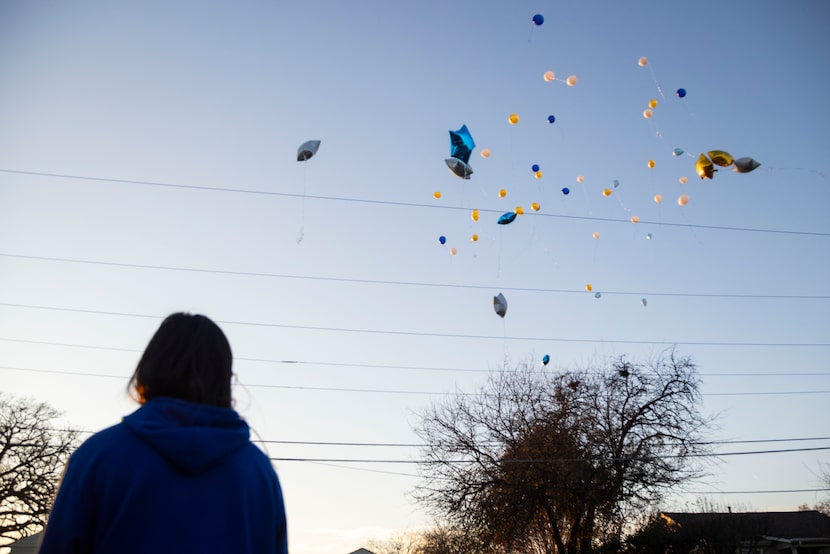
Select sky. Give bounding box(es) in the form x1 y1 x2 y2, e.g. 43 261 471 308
1 1 829 552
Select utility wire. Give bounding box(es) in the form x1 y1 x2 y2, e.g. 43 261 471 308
1 168 828 237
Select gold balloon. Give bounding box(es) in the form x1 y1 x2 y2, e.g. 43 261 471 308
643 109 653 119
638 56 648 66
498 189 507 198
566 75 578 86
696 153 714 179
481 148 491 158
515 206 525 215
508 113 520 125
543 70 555 82
576 175 585 183
648 99 658 108
585 283 593 291
653 194 662 204
707 150 734 167
679 176 688 184
534 171 543 179
471 234 479 242
648 159 655 169
433 191 441 199
531 202 540 211
630 216 640 224
678 194 690 206
592 231 600 239
602 188 612 197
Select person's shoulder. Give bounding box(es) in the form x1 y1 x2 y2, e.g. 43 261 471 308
70 421 133 460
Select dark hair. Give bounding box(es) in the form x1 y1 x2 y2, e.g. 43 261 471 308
129 313 233 408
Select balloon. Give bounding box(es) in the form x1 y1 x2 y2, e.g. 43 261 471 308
585 284 593 291
542 354 550 366
498 212 517 225
673 148 684 157
653 194 662 204
733 157 761 173
531 202 540 211
481 148 491 158
544 70 555 82
649 99 658 109
648 159 655 169
498 189 507 198
576 175 585 183
534 171 543 179
643 109 653 119
561 187 570 195
494 293 508 318
707 150 734 167
566 75 578 86
445 125 476 179
613 179 620 188
696 153 714 179
471 209 480 221
630 216 640 223
602 188 612 197
297 140 321 161
532 164 540 172
676 88 687 98
594 292 602 299
678 194 690 206
641 298 648 307
514 206 525 215
532 14 544 25
433 191 442 199
439 236 446 245
508 113 520 125
450 247 457 255
646 233 652 240
471 234 479 242
679 176 688 184
638 57 648 66
548 115 556 124
592 231 600 239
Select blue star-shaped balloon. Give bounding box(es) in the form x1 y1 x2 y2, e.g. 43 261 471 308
445 124 475 179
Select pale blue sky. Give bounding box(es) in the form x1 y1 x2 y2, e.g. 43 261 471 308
1 1 829 552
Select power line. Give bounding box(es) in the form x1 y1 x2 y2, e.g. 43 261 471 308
1 168 828 237
2 302 829 347
2 337 829 377
3 252 828 301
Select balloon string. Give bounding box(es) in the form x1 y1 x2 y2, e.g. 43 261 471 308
649 64 666 101
296 164 307 244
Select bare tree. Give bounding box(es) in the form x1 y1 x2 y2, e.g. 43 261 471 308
414 350 715 554
0 394 79 546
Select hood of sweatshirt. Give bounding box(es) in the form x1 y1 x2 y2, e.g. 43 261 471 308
123 397 251 475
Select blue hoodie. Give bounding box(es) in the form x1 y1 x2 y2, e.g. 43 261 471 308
39 398 288 554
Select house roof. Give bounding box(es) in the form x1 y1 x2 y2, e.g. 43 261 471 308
348 549 377 554
661 510 830 539
7 531 43 554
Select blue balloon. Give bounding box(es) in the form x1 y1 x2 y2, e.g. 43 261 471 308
531 164 540 172
448 125 475 164
542 354 550 366
497 212 517 225
532 14 544 25
672 147 684 157
676 88 687 98
547 115 556 124
439 236 446 245
561 187 570 195
613 179 620 188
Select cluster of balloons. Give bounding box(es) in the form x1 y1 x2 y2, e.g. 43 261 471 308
695 150 761 179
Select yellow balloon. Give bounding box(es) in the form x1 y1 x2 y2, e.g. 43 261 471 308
585 283 593 292
481 148 491 158
534 171 543 179
679 176 688 184
653 194 662 204
630 216 640 224
576 175 585 183
543 70 555 82
707 150 734 167
508 113 520 125
643 109 653 119
531 202 540 211
433 191 441 199
566 75 578 86
471 234 479 242
648 99 658 109
498 189 507 198
515 206 525 215
471 209 479 221
638 56 648 66
696 153 714 179
592 231 600 239
678 194 690 206
648 159 655 169
602 188 612 197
